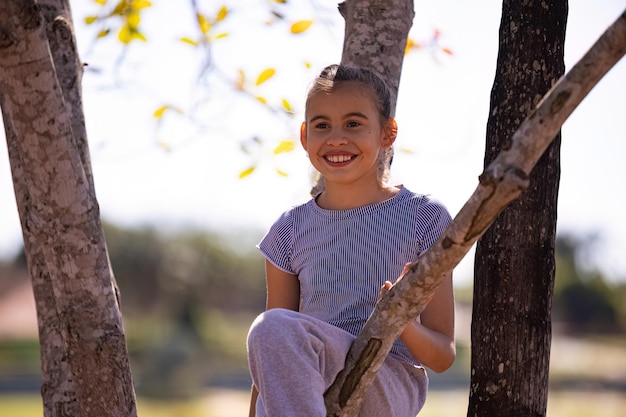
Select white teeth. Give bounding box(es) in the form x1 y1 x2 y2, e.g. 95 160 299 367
326 154 352 163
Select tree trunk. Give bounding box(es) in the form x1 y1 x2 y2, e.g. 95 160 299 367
468 1 567 416
325 3 625 417
338 0 414 114
0 2 137 416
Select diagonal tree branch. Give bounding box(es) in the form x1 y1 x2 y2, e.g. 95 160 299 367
324 8 626 417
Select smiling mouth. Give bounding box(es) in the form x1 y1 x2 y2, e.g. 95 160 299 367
324 154 355 163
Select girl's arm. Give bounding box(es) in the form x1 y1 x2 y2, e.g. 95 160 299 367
249 260 300 417
264 260 300 311
399 271 456 373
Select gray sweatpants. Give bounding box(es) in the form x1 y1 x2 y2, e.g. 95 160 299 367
247 308 428 417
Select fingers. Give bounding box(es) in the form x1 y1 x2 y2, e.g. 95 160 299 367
400 262 412 276
378 280 393 300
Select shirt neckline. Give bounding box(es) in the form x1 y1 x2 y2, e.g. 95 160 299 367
309 185 408 219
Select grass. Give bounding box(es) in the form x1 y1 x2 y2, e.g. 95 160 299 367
2 388 625 417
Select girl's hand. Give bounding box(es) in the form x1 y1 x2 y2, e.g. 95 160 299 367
378 262 411 300
378 262 435 306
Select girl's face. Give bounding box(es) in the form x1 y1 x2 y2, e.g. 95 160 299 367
301 83 396 190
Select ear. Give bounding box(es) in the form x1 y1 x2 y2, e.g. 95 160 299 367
382 118 398 148
300 121 308 151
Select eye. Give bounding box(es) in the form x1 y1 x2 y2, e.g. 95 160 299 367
314 121 330 129
346 120 361 128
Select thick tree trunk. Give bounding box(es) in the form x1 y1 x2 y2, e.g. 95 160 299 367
325 5 625 417
338 0 414 114
0 2 137 416
469 1 567 416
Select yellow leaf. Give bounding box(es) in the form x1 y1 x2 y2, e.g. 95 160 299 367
111 1 127 16
94 0 107 5
157 140 171 152
134 31 147 42
276 169 289 177
404 38 414 55
273 0 287 3
281 99 292 113
180 37 198 46
290 19 313 34
304 61 312 69
399 147 414 154
153 105 183 119
85 16 98 24
273 140 295 155
122 27 146 42
136 0 152 10
256 68 276 86
97 29 110 38
236 69 245 91
197 13 211 34
216 6 228 22
215 32 229 40
153 106 168 119
127 12 141 28
239 167 255 179
256 96 268 105
441 47 454 56
118 25 132 43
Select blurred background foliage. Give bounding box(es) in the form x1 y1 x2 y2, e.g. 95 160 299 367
0 223 624 402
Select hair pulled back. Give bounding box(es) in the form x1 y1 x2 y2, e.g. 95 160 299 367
306 64 395 197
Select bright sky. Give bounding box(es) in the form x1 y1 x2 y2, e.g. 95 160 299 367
0 0 624 286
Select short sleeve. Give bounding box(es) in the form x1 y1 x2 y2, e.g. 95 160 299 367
418 196 453 255
257 210 296 274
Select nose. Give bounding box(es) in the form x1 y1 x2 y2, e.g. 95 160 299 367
326 130 348 146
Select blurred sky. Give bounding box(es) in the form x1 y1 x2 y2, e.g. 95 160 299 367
0 0 625 286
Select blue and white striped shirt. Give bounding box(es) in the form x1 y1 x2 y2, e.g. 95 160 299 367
258 186 452 365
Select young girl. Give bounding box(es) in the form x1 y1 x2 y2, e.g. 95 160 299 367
247 64 455 417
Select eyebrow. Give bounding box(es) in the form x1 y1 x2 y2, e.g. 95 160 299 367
308 111 369 123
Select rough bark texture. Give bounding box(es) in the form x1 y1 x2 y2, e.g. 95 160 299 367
338 0 414 114
325 5 625 417
0 1 137 416
469 1 567 416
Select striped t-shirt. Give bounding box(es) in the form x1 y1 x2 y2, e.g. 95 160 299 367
258 186 452 366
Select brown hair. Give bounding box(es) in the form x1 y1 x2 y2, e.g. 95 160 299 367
305 64 395 196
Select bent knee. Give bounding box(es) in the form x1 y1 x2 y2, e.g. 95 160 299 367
247 308 298 347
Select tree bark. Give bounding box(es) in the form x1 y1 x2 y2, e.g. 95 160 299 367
325 6 626 417
338 0 414 114
0 2 137 416
469 1 567 415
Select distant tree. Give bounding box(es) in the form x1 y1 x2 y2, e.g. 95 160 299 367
554 235 620 333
